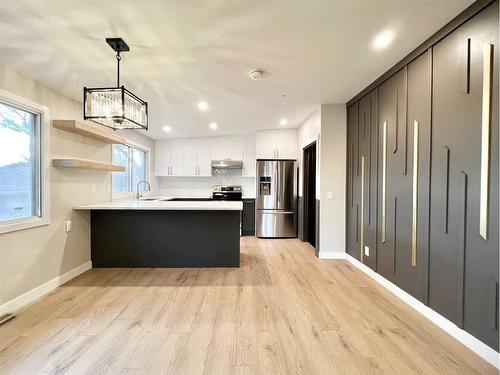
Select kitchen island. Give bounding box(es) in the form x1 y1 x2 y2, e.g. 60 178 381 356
75 198 242 268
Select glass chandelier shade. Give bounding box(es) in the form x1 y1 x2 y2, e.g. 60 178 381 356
83 38 148 131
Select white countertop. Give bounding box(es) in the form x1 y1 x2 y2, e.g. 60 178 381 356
74 198 243 211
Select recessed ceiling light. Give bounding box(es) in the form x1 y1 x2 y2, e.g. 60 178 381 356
209 122 218 130
163 125 172 132
373 31 394 50
198 101 209 111
280 118 288 126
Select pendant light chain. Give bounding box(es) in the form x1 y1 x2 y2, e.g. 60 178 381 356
116 51 121 87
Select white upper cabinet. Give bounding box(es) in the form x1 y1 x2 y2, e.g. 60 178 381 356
183 143 198 176
155 139 212 177
169 140 184 176
155 140 171 176
256 129 297 160
155 139 184 176
242 134 256 177
211 136 243 161
255 131 277 159
197 142 212 176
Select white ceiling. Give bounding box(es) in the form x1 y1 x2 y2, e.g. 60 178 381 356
0 0 473 139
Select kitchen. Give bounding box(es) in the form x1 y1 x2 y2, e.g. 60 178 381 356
0 1 498 373
73 127 298 267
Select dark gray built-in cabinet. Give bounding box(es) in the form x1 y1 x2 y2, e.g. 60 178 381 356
242 199 256 236
345 0 499 350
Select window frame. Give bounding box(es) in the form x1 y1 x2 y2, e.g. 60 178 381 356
112 140 150 200
0 88 50 234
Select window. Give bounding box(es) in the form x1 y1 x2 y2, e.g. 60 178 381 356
112 143 148 195
0 89 50 234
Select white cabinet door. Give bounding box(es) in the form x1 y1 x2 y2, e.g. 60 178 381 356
155 140 171 176
169 141 184 176
242 134 256 177
197 142 212 176
255 131 277 159
276 129 297 159
183 144 198 176
212 136 243 161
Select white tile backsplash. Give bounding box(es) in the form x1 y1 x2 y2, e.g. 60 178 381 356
158 175 256 198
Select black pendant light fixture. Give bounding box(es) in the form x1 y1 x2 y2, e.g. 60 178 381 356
83 38 148 130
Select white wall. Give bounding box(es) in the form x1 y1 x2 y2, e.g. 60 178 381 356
297 108 321 197
319 104 347 255
0 63 156 309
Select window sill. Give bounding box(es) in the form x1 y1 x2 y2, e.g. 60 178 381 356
0 216 50 235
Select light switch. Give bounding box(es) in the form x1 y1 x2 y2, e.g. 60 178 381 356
364 246 369 256
65 220 72 233
327 191 333 200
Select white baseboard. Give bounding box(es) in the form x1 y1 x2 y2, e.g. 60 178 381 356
341 254 499 369
0 261 92 316
318 251 347 259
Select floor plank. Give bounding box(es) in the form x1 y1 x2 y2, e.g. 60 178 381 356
0 237 496 374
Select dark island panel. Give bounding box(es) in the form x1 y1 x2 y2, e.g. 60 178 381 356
91 209 240 267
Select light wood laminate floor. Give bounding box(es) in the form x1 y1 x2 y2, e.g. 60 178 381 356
0 237 496 374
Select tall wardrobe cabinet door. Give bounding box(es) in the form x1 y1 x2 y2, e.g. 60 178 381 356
358 89 378 270
377 68 407 282
395 50 432 303
346 102 360 259
430 2 498 350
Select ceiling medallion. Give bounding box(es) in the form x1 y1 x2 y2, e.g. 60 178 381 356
83 38 148 130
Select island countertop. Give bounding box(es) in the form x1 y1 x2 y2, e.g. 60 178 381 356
74 198 243 211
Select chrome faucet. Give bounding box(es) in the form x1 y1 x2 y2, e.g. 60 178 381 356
136 180 151 199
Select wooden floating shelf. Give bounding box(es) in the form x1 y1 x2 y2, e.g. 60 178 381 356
52 158 125 172
52 119 127 145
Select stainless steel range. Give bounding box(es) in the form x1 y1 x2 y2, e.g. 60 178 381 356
212 185 243 201
256 160 297 238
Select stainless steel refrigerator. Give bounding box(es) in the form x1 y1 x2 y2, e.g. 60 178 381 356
256 160 297 238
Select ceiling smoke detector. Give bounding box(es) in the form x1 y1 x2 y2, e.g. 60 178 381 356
249 70 265 80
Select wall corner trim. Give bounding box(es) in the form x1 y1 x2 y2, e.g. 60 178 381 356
318 251 347 259
343 254 500 369
0 261 92 316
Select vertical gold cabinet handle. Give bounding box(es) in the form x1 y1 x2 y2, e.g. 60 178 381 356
411 121 419 267
382 120 387 243
480 42 493 240
360 156 365 262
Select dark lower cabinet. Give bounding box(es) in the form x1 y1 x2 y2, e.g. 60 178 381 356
345 0 499 351
430 2 498 350
242 199 255 236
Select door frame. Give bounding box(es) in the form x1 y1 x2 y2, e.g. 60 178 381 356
302 141 317 253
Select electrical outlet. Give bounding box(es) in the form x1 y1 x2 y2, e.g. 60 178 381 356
91 184 97 194
65 220 72 233
364 246 369 256
106 183 111 193
327 191 333 200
